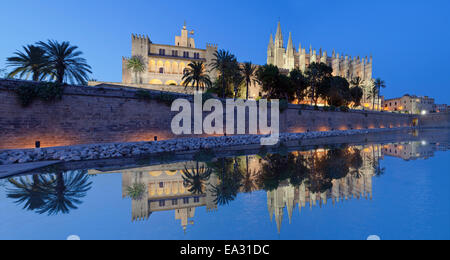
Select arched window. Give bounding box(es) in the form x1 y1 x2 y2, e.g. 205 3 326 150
159 67 164 74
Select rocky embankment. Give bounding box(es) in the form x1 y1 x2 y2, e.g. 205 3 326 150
0 127 411 165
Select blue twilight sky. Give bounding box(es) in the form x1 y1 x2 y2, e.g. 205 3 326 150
0 0 449 103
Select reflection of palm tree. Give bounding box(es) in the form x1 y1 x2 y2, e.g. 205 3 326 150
257 154 295 191
182 161 212 195
241 156 258 193
210 158 243 205
370 158 386 177
38 170 92 215
7 174 54 211
127 182 146 200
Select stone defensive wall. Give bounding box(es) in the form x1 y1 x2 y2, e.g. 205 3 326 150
88 81 195 94
0 79 446 150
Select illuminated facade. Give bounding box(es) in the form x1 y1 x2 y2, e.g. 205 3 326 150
382 141 450 160
122 23 218 86
383 95 435 114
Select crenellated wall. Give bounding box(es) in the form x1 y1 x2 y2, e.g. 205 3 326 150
0 79 444 150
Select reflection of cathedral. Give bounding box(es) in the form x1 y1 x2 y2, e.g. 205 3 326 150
88 145 384 234
266 145 380 233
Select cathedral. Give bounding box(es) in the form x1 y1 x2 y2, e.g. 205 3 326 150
267 22 373 83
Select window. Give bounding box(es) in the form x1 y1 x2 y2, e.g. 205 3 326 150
159 200 165 207
194 53 200 59
183 51 189 58
172 199 178 205
194 197 200 203
183 198 189 204
159 67 164 74
172 50 178 57
159 49 166 56
159 182 164 188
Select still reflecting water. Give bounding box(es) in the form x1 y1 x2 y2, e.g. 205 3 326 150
0 130 449 240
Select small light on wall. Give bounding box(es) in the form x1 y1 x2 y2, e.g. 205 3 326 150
35 141 41 148
421 110 427 115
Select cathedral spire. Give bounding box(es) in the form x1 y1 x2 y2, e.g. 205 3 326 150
287 32 294 53
269 33 274 48
287 32 294 50
275 21 283 47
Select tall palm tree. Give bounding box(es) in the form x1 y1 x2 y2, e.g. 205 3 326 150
374 78 386 110
231 66 243 99
6 45 50 81
182 61 212 92
37 170 92 215
210 157 242 205
350 76 363 89
210 50 237 98
126 182 146 200
241 156 258 193
6 174 54 212
366 85 379 111
182 161 212 195
241 62 256 100
127 55 146 84
37 40 92 85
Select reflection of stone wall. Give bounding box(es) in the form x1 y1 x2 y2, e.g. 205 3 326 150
0 79 422 150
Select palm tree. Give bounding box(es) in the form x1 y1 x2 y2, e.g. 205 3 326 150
126 182 146 200
241 62 256 100
210 157 242 205
6 45 50 81
350 76 363 89
127 56 146 84
366 85 379 111
37 170 92 215
182 61 212 92
37 40 92 85
231 66 243 99
374 78 386 111
210 50 237 98
182 161 212 194
241 156 258 193
6 174 54 212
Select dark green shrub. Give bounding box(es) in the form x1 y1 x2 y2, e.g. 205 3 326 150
15 85 37 107
329 105 337 111
15 82 64 107
323 106 330 111
135 90 179 106
135 89 152 101
35 82 64 102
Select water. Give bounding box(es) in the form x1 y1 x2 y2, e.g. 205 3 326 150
0 129 449 240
